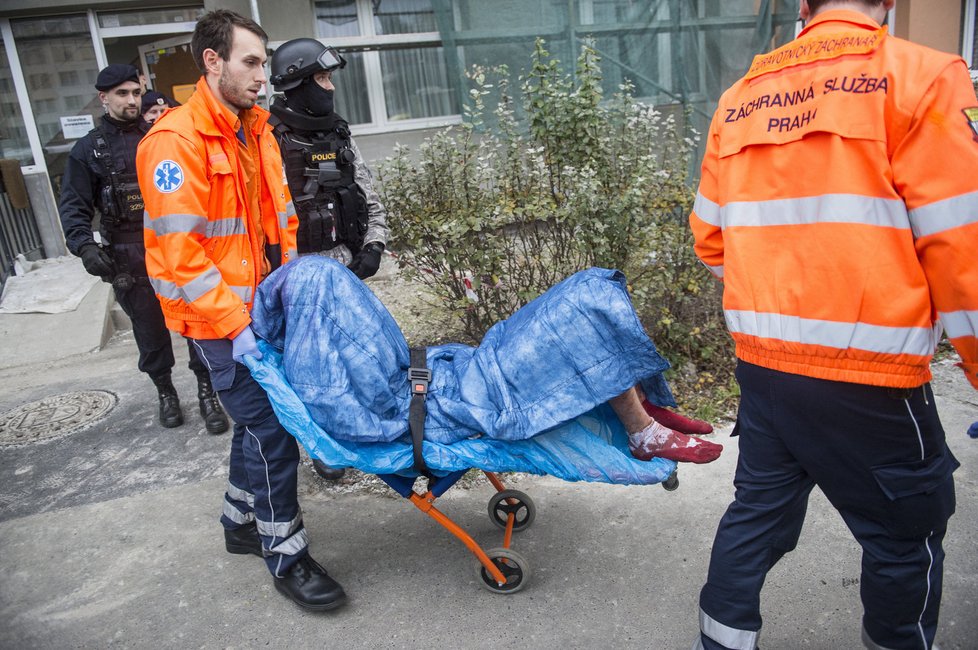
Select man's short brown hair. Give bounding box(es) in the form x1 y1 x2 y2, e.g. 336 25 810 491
191 9 268 74
806 0 885 13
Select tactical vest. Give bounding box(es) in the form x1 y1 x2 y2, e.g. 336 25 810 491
91 127 144 235
272 116 368 254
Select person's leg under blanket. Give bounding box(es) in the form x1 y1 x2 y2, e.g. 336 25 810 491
610 386 722 464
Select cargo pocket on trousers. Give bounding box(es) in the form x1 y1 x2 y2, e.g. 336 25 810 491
191 339 237 393
871 450 960 539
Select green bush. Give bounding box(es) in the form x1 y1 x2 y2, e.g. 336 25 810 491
379 39 736 418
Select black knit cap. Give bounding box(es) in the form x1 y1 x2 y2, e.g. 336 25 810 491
95 64 140 91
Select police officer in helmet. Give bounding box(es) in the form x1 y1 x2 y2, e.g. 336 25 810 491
269 39 389 276
58 64 229 435
269 39 390 480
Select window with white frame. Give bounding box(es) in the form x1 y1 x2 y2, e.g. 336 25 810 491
312 0 460 130
963 0 977 70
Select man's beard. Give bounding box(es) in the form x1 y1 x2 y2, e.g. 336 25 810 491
219 69 256 111
107 105 139 122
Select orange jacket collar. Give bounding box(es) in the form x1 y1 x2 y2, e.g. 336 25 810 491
800 8 882 38
188 77 271 139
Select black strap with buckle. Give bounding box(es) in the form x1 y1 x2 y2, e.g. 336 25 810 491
408 347 432 475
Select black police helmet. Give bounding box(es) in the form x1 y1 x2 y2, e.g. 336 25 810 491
270 38 346 92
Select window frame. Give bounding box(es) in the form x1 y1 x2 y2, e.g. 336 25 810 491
305 0 461 133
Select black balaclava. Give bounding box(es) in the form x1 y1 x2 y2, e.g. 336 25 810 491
285 76 335 117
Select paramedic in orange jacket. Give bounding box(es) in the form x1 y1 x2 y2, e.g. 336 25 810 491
689 1 977 648
136 10 345 612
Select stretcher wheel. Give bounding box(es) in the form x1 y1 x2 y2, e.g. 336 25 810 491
476 548 530 594
488 489 536 531
662 470 679 491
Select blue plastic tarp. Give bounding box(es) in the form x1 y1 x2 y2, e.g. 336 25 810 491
246 257 677 484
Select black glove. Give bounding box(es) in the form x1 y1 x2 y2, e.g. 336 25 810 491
348 242 384 280
79 243 114 278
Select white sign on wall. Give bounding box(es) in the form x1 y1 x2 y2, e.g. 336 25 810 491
60 115 95 140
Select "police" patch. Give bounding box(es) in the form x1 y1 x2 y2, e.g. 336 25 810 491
153 160 184 193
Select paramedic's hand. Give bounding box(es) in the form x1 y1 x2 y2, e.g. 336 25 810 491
348 242 384 280
231 326 262 363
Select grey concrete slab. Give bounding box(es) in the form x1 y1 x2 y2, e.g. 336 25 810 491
0 327 976 649
0 280 113 371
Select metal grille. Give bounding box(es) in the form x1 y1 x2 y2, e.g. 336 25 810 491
0 179 44 290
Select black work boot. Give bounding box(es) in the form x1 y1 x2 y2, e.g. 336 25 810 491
225 522 263 557
196 375 229 434
312 459 346 481
274 555 347 611
153 376 184 428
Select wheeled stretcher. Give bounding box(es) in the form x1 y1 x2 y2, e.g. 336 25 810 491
246 257 684 592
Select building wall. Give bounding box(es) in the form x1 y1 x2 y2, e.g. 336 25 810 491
894 0 963 55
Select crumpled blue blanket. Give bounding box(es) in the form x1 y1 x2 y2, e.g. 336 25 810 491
247 256 677 484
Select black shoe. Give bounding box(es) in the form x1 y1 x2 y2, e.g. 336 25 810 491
154 378 184 428
197 376 229 435
312 459 346 481
274 556 347 611
224 522 263 557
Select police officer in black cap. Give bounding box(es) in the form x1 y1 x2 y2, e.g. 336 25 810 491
59 64 229 434
269 39 390 479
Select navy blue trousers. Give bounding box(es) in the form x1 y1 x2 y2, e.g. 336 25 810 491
192 338 308 577
697 362 958 650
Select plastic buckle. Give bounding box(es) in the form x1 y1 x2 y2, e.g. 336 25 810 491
409 367 432 397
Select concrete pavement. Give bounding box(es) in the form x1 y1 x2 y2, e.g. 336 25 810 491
0 280 976 649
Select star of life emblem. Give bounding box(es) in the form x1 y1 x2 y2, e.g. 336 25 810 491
153 160 184 193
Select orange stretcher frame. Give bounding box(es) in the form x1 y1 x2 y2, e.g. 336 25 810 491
379 468 678 594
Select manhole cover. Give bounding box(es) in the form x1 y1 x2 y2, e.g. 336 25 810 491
0 391 118 447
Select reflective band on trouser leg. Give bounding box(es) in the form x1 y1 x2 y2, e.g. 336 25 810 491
222 499 254 525
697 608 759 650
221 480 256 527
197 338 305 577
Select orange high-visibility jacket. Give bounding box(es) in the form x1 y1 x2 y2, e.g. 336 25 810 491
690 9 978 390
137 78 298 340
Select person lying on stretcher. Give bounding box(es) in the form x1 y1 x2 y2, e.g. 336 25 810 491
248 257 722 465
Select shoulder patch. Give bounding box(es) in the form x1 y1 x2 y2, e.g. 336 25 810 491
153 160 184 193
963 108 978 142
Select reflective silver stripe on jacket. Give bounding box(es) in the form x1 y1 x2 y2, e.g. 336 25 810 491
267 528 309 556
222 500 255 525
150 275 252 304
940 309 978 339
145 212 248 239
229 285 254 303
145 213 207 236
700 260 724 278
909 190 978 238
256 511 303 539
693 192 721 226
725 310 938 357
717 193 909 230
699 608 759 650
180 266 224 303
